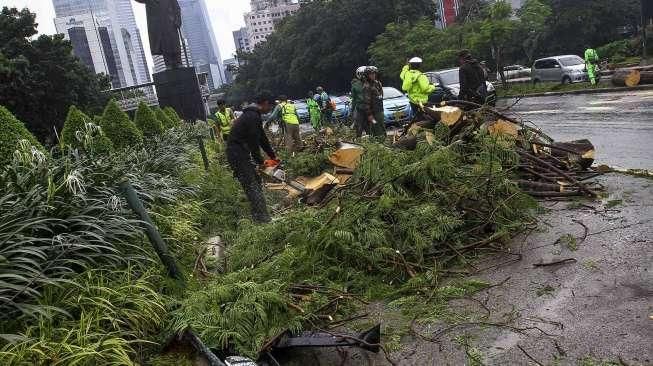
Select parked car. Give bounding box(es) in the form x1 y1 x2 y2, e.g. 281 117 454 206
331 95 351 120
497 64 531 80
382 87 412 126
531 55 588 84
425 68 497 106
293 100 309 124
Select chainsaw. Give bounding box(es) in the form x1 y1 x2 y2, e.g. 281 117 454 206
261 159 306 193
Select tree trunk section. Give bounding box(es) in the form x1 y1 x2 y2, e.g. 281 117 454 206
612 69 641 87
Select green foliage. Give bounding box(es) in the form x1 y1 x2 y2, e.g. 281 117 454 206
155 108 176 130
517 0 552 63
134 102 163 136
100 99 143 149
0 7 110 143
597 39 639 63
171 280 302 358
163 107 182 128
61 105 91 147
230 0 433 101
0 106 42 167
0 269 167 366
539 0 640 56
281 150 330 177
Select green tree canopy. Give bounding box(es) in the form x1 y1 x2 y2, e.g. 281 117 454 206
0 7 110 144
230 0 433 102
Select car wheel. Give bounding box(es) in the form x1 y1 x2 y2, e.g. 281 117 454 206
562 76 572 84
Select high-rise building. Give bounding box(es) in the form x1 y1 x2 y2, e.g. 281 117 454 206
177 0 225 91
52 0 151 89
243 0 300 49
435 0 460 29
223 58 237 84
233 27 251 53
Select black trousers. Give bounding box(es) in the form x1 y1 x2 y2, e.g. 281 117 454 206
226 144 271 223
410 102 427 122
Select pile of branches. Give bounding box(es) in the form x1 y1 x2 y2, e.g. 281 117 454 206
397 100 602 199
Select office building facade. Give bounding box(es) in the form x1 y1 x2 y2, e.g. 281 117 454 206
233 27 251 53
177 0 225 91
52 0 151 89
435 0 460 29
243 0 300 49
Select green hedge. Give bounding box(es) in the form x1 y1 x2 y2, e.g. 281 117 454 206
134 102 163 136
0 106 43 167
163 107 182 128
100 99 143 149
155 108 175 130
61 105 91 148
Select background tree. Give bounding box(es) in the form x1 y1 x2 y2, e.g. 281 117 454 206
471 1 519 84
0 7 110 144
517 0 552 64
229 0 433 103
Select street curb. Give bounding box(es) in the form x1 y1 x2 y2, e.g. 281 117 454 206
498 84 653 99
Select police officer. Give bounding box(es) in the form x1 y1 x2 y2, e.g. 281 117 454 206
360 66 386 139
400 57 436 121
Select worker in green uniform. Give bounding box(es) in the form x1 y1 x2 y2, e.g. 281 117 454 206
279 95 302 152
306 90 321 131
360 66 386 139
401 57 436 121
351 66 366 137
584 47 600 85
215 99 235 141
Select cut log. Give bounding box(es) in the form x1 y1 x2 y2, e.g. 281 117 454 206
612 69 641 87
425 106 464 126
393 136 418 150
639 71 653 85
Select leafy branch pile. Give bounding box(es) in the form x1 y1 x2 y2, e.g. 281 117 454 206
169 126 538 359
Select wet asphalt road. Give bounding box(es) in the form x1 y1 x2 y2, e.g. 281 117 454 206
499 90 653 170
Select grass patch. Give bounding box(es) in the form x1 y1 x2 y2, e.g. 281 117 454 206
496 81 599 98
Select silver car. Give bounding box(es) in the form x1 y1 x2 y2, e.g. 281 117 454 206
531 55 588 84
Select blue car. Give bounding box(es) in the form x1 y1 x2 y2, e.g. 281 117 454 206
331 95 351 120
383 87 412 126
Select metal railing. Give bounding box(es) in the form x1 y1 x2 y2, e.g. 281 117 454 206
108 82 159 111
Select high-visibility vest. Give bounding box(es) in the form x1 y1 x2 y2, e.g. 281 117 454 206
584 48 598 63
401 69 435 105
281 102 299 125
215 108 233 134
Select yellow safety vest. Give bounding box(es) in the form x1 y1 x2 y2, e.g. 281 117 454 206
281 102 299 125
215 108 233 134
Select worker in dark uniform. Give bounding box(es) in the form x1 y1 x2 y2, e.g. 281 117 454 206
457 49 487 105
226 93 278 223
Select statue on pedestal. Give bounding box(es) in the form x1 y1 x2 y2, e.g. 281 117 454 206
134 0 182 69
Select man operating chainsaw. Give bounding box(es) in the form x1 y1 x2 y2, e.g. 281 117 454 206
226 92 279 223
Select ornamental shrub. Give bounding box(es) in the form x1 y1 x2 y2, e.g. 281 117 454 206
154 107 175 130
61 105 91 148
163 106 182 127
100 99 143 149
0 106 43 167
134 102 163 136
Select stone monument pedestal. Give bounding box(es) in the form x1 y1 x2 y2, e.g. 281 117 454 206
153 67 206 122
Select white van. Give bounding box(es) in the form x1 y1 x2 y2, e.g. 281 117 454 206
531 55 589 84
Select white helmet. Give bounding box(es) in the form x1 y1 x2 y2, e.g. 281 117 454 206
355 66 367 79
409 57 423 64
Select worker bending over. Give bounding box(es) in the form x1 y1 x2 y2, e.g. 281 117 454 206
226 93 278 223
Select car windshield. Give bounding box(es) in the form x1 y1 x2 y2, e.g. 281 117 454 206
559 56 584 66
438 70 460 85
383 87 404 99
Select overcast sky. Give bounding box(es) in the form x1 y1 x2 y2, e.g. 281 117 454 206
0 0 251 73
